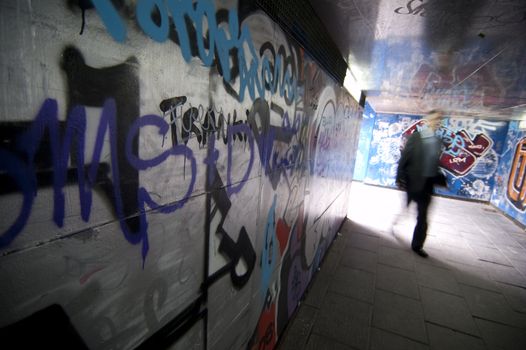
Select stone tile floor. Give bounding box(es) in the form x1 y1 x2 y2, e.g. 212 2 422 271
277 182 526 350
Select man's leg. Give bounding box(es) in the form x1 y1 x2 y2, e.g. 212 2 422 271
411 193 431 250
411 180 433 253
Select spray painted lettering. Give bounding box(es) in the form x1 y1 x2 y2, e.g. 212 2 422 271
507 137 526 211
90 0 297 103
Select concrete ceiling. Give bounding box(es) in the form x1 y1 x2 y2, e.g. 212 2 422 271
309 0 526 120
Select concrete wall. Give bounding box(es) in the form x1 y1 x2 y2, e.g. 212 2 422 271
0 1 362 349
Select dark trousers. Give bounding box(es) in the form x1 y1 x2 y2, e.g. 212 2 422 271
407 178 434 250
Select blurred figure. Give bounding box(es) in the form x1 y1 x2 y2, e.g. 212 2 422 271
396 110 445 257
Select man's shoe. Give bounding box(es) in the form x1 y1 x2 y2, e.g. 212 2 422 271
412 248 428 258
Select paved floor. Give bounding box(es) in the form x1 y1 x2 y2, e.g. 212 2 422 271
277 182 526 350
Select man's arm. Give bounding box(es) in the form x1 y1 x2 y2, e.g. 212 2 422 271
396 133 416 188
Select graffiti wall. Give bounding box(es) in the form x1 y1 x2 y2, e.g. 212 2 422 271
436 117 508 200
490 121 526 226
0 1 361 349
363 113 420 187
363 112 508 201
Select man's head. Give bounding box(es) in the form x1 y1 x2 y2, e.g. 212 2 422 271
425 109 443 131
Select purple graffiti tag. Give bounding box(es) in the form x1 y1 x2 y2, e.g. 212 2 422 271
0 149 35 247
0 99 200 265
126 114 197 214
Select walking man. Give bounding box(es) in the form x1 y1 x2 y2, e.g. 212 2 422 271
396 110 444 257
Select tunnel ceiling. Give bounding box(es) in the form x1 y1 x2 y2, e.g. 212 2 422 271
308 0 526 120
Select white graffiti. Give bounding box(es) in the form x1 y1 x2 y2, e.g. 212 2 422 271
448 118 507 133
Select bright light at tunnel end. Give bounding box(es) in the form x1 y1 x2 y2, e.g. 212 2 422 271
344 68 362 103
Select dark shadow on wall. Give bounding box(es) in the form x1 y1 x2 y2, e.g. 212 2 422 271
0 304 89 349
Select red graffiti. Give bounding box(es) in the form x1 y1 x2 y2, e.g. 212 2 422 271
276 218 291 256
251 301 276 350
440 128 492 176
439 149 477 176
401 121 492 176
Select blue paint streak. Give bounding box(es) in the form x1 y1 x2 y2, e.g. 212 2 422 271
91 0 127 42
136 0 170 42
261 194 277 297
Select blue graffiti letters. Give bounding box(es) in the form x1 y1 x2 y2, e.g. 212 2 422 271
126 114 197 214
91 0 127 42
136 0 170 42
91 0 297 103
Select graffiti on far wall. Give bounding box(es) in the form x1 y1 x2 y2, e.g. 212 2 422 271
492 121 526 226
507 137 526 211
364 112 507 201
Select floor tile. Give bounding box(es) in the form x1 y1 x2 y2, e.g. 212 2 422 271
415 263 462 296
304 271 330 308
509 258 526 278
369 328 429 350
481 262 526 288
321 246 343 276
449 261 499 293
497 282 526 314
470 245 512 266
426 322 486 350
499 245 526 263
312 292 371 350
439 245 480 267
376 264 419 299
474 318 526 350
329 266 375 303
305 333 356 350
460 284 526 329
461 231 494 248
277 305 318 350
340 246 378 274
420 287 479 336
378 246 415 271
372 289 427 343
346 232 380 253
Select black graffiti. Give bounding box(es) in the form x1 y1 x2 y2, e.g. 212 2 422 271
0 46 140 233
202 147 256 290
160 97 248 147
137 295 207 350
61 45 142 233
228 40 301 106
394 0 426 16
0 121 108 197
247 98 300 190
217 226 257 287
